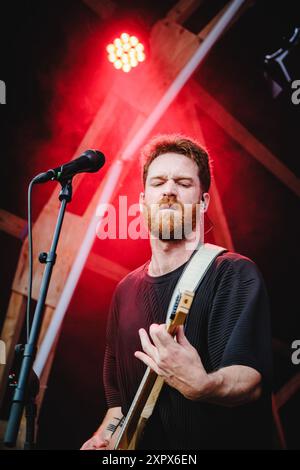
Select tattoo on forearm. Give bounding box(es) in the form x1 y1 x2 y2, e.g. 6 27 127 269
106 415 125 435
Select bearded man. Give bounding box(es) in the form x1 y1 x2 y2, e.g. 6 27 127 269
81 134 273 450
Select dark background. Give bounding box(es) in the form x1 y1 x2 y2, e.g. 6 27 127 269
0 0 299 449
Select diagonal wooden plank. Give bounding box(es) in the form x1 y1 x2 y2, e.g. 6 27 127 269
0 292 27 406
275 372 300 410
198 0 254 40
271 394 287 449
86 253 130 282
179 87 235 250
191 82 300 197
167 0 204 24
81 0 116 19
0 209 27 240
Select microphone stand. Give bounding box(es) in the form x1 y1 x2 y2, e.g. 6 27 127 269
4 178 73 449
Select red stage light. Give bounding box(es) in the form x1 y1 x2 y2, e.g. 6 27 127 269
106 33 146 72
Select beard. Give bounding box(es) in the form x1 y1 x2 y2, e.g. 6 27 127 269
143 195 200 241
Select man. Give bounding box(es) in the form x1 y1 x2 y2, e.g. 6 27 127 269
81 134 273 450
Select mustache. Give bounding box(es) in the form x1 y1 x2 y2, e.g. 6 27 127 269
158 196 183 209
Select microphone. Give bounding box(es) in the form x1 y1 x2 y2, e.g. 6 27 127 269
33 149 105 184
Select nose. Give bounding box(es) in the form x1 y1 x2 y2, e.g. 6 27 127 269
162 179 178 197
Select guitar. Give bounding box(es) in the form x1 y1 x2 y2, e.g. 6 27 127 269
112 290 194 450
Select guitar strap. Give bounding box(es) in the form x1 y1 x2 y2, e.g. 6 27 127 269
166 242 227 324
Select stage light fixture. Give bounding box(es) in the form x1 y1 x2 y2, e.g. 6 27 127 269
106 33 146 73
264 26 300 98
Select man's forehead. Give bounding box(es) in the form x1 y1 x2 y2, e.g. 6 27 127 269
147 152 198 177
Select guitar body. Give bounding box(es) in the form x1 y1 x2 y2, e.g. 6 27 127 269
125 416 148 450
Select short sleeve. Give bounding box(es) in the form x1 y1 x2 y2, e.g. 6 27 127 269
207 256 273 388
103 289 122 408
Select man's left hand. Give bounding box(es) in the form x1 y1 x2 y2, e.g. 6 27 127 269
134 323 210 400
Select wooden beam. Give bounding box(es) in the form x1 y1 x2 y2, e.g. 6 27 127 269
191 82 300 197
82 109 147 222
47 92 127 202
150 16 300 197
35 307 59 423
0 292 27 407
0 209 27 240
208 182 235 250
38 306 55 347
86 253 130 282
198 0 254 41
275 372 300 410
0 419 26 450
272 394 287 449
0 304 57 441
179 87 235 251
81 0 116 19
167 0 203 24
272 338 291 359
12 207 86 308
198 2 229 41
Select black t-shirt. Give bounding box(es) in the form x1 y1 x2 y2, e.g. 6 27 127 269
103 251 273 449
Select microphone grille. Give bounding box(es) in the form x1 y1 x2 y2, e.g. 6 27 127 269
83 149 105 171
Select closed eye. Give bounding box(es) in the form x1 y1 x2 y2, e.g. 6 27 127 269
150 178 193 187
176 179 193 187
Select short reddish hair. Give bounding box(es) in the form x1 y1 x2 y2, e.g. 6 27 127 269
140 134 211 192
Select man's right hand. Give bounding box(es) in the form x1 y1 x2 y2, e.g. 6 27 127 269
80 432 110 450
80 406 122 450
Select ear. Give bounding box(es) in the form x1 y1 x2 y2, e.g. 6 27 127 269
201 192 210 212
